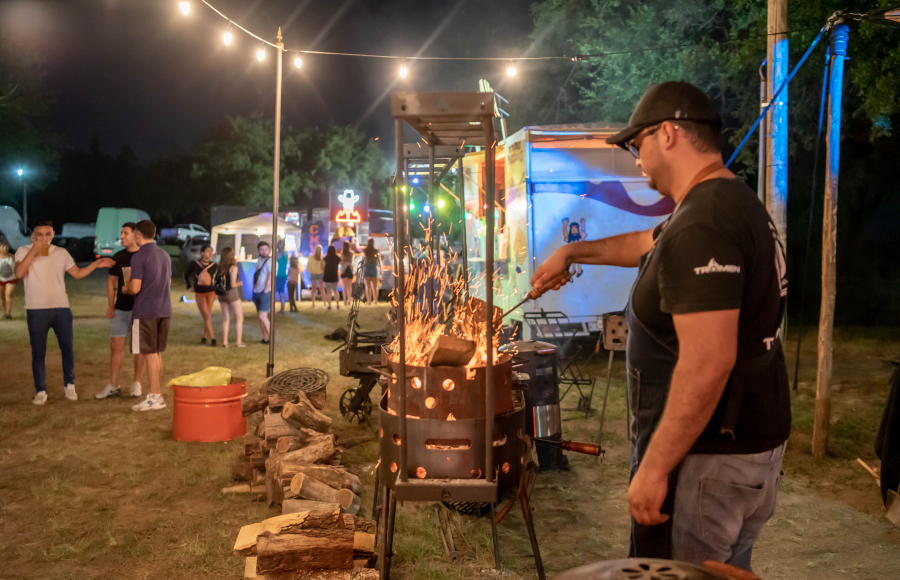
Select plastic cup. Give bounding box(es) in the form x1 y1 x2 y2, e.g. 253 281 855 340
122 267 131 285
40 244 50 257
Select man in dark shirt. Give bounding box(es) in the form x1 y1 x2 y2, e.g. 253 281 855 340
532 81 789 572
96 222 144 400
122 220 172 412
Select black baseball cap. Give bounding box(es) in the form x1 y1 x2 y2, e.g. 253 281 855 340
606 81 722 147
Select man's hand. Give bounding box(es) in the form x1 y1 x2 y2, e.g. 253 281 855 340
95 258 115 269
121 286 133 295
30 238 49 255
106 307 116 320
530 246 572 292
628 463 670 526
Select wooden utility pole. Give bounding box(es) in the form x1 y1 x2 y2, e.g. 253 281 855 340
813 21 849 458
766 0 789 247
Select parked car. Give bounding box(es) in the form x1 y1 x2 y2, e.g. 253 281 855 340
54 236 96 262
179 235 211 265
94 208 150 257
0 206 30 250
161 223 208 242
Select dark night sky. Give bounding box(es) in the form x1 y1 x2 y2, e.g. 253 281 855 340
1 0 541 161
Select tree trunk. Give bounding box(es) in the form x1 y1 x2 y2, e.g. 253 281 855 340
308 389 326 411
256 529 374 574
275 435 336 478
283 499 340 514
267 411 302 442
243 387 269 416
282 392 332 433
286 465 362 495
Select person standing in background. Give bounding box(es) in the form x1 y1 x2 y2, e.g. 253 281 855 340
323 245 342 310
183 244 218 346
0 241 17 319
96 223 144 400
122 220 171 412
275 245 288 314
252 241 272 343
339 241 357 307
306 245 325 308
216 247 244 347
362 238 381 305
287 255 301 312
14 220 114 405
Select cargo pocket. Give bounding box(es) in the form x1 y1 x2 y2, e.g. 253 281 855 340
699 478 766 548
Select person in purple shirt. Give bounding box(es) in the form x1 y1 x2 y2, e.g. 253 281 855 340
122 220 171 412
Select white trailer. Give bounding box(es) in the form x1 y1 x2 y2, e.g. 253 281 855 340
462 123 675 339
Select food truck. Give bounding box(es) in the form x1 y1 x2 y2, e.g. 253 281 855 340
462 123 675 339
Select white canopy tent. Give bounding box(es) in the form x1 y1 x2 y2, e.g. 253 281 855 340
210 213 302 260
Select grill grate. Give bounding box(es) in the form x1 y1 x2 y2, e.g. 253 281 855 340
267 368 329 395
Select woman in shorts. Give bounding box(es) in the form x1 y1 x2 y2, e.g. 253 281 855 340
0 241 17 319
215 247 244 347
184 244 218 346
362 238 381 305
340 241 358 307
306 245 326 308
323 245 342 310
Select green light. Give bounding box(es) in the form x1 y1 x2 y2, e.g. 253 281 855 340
465 212 472 220
409 203 415 211
438 198 445 208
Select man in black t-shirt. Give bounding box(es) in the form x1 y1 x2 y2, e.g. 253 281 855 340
95 223 145 399
532 81 789 572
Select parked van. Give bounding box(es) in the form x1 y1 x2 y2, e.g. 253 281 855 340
0 206 30 250
61 222 96 238
94 208 150 257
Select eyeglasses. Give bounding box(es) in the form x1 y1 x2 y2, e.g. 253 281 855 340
624 124 662 159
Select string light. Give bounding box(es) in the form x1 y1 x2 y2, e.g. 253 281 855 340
257 47 265 61
409 203 415 211
294 55 302 68
223 31 232 45
424 205 431 213
438 198 445 208
507 61 516 76
180 2 190 16
399 60 408 78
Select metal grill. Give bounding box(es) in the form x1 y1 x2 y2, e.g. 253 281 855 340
267 368 329 395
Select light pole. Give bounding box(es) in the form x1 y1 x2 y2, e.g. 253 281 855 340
16 168 27 228
266 28 284 378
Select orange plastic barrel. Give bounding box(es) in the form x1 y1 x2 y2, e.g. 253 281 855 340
172 378 248 442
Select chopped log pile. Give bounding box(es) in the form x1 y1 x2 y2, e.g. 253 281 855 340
236 508 378 579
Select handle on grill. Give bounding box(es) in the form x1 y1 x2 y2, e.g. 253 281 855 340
533 437 602 457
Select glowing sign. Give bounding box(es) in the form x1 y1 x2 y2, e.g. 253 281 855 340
334 189 362 223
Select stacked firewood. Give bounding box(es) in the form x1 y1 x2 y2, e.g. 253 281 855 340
235 507 378 580
225 383 367 514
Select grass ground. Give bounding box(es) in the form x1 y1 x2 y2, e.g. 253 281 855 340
0 269 898 579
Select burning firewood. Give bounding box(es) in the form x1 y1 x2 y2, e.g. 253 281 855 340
427 335 477 367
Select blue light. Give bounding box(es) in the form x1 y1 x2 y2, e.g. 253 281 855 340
424 205 431 213
412 177 419 185
16 168 23 177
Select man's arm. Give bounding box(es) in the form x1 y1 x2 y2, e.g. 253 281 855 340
628 308 739 526
14 240 46 279
107 275 117 319
67 258 115 280
122 279 142 295
531 228 656 291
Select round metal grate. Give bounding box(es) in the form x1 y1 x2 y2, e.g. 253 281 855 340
554 559 730 580
267 368 329 395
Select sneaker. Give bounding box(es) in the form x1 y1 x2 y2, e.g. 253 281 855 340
132 394 166 412
260 339 269 344
130 382 142 397
32 391 48 405
64 384 78 401
95 384 122 399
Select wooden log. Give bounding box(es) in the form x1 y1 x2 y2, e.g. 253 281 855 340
283 499 340 514
266 412 302 442
269 392 294 410
276 436 301 454
243 387 269 416
427 334 477 367
244 556 263 580
265 568 379 580
256 529 362 574
307 389 326 411
252 469 266 487
326 451 343 466
266 457 284 507
284 465 362 495
334 434 376 450
247 410 265 434
290 474 360 515
222 483 266 497
235 508 347 555
257 419 266 438
282 392 332 433
275 435 336 479
233 455 253 482
245 436 265 456
248 453 267 471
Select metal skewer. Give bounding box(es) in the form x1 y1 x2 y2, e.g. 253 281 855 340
500 273 573 320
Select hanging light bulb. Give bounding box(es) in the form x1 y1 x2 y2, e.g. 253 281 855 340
294 55 302 68
399 60 408 78
507 61 517 77
438 198 446 208
179 2 190 16
257 47 265 61
223 31 233 45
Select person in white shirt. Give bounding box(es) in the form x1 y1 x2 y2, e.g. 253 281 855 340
14 221 114 405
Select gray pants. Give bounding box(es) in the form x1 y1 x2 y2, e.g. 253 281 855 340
672 443 786 572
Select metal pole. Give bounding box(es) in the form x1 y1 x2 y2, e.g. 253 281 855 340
22 180 27 230
266 29 284 378
766 0 788 248
813 22 848 458
484 113 495 483
758 60 767 204
458 158 469 297
428 145 436 315
395 118 408 482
